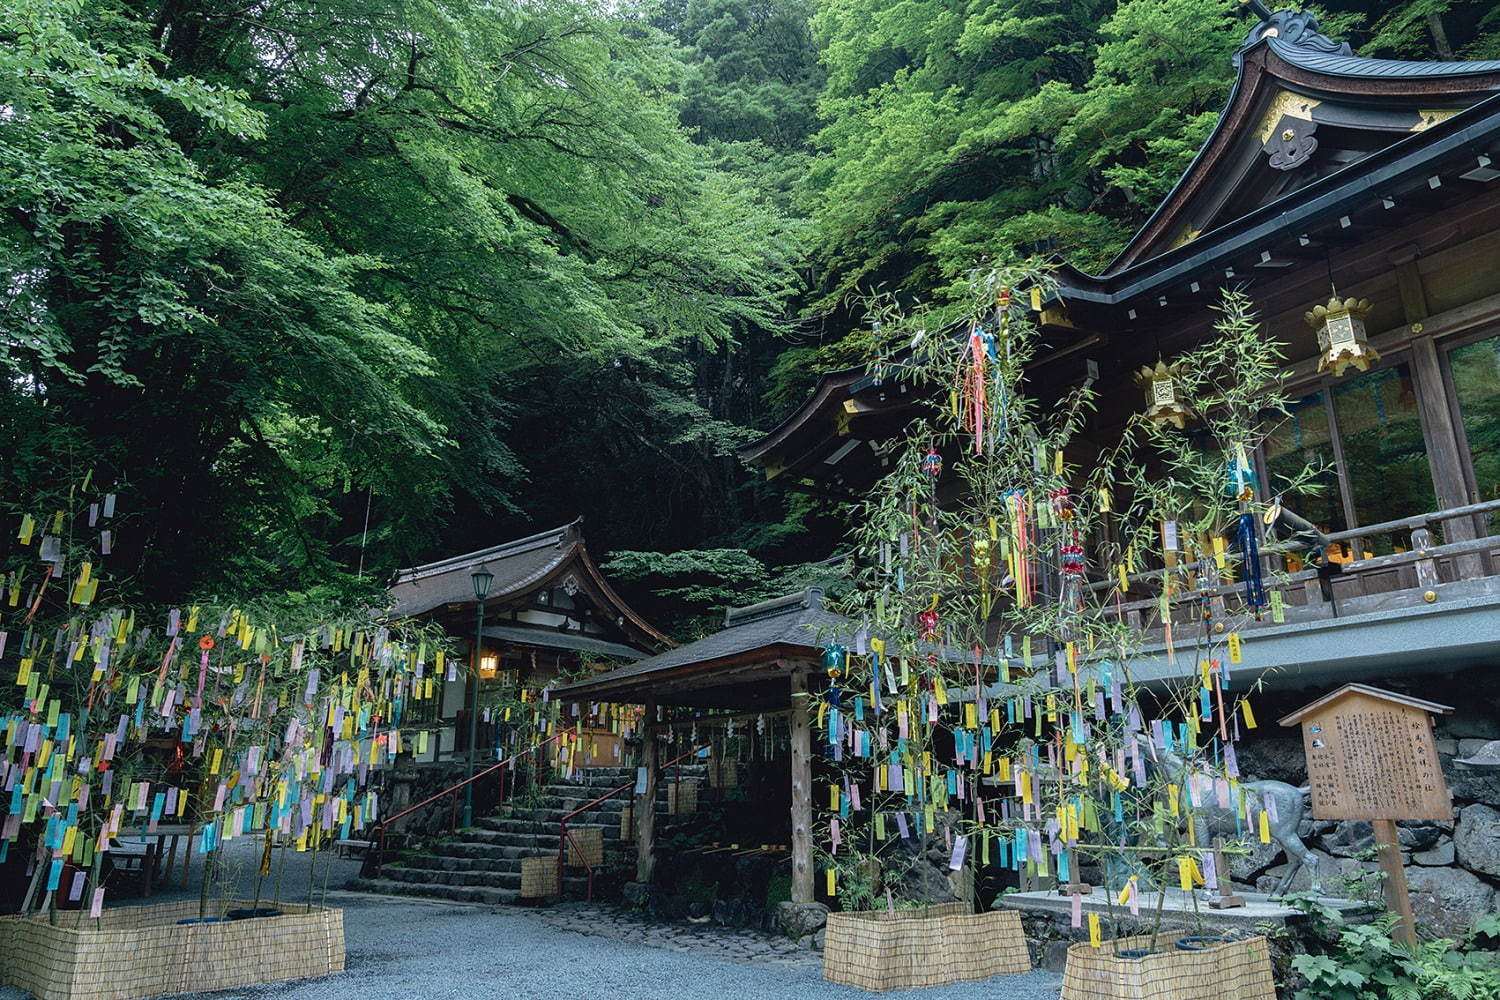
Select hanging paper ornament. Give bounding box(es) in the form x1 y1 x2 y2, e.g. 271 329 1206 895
921 448 942 479
1134 358 1191 429
973 536 992 572
1048 488 1074 522
918 607 939 641
1307 295 1379 376
1059 543 1085 576
1238 513 1267 618
823 644 847 680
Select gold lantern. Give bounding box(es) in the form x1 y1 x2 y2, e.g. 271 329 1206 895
1134 358 1191 429
1306 295 1379 376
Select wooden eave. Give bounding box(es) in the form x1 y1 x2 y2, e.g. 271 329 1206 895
1278 683 1454 725
554 644 819 708
1112 40 1500 272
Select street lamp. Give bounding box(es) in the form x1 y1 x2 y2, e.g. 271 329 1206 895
463 567 494 827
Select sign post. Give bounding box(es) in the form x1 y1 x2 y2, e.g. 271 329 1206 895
1279 684 1452 946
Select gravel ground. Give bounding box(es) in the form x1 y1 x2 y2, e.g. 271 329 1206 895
0 841 1064 1000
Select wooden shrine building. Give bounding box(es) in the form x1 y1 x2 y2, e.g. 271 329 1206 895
390 519 670 763
742 5 1500 697
554 589 850 902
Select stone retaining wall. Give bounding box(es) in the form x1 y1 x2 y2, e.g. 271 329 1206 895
1225 665 1500 936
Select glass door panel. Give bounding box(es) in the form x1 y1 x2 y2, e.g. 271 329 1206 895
1449 336 1500 503
1331 361 1435 555
1264 391 1345 570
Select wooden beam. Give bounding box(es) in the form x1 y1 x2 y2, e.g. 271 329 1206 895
635 699 658 884
789 666 814 903
1391 254 1429 322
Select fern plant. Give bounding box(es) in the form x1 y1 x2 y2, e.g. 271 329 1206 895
1289 897 1500 1000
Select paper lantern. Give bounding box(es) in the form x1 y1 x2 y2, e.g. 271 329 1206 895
1134 358 1191 429
1306 295 1378 376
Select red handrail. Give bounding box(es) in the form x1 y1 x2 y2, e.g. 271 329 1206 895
557 738 718 901
363 727 576 878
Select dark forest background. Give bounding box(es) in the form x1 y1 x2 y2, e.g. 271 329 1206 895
4 0 1497 635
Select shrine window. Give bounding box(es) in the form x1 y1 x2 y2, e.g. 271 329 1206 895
1444 332 1500 511
1261 357 1436 558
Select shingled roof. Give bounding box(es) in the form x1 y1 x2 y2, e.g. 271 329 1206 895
389 519 670 653
551 589 849 704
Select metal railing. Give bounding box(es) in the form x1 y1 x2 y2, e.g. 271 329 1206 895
556 737 719 902
361 727 577 879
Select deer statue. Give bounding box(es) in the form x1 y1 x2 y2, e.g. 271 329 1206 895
1156 747 1321 897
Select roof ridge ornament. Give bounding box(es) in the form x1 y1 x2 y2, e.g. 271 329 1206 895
1238 1 1351 57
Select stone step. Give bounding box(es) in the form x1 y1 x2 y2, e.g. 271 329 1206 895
438 827 620 852
377 864 594 891
383 866 515 888
545 789 630 809
492 806 638 826
483 813 626 834
555 769 636 786
347 876 522 906
379 864 594 891
404 853 522 873
430 842 528 861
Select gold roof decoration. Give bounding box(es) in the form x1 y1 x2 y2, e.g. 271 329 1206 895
1133 357 1192 429
1306 295 1379 376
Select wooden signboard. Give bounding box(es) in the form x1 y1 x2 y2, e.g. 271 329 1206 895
1280 684 1453 945
1279 684 1453 822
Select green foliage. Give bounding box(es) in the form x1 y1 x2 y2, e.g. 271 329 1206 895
11 0 1500 639
804 0 1240 311
1364 0 1500 59
602 548 852 638
1287 895 1500 1000
2 0 812 605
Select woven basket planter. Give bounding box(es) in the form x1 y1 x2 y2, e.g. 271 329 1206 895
0 899 342 1000
565 827 604 868
666 781 697 815
1060 934 1276 1000
822 902 1030 991
618 803 635 843
519 855 559 898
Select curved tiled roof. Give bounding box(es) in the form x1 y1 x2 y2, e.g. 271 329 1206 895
1268 38 1500 79
391 521 580 618
389 520 671 648
552 589 849 699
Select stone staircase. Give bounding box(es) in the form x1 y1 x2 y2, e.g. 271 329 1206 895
349 765 698 905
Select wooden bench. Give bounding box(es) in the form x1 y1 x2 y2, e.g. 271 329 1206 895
335 839 373 859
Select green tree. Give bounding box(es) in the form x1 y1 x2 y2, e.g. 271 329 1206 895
2 0 809 601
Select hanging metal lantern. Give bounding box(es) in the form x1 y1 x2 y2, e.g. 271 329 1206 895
1307 295 1379 376
1134 358 1191 429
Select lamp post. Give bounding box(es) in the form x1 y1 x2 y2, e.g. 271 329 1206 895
463 567 494 828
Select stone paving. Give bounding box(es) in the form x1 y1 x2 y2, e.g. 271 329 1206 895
531 901 824 970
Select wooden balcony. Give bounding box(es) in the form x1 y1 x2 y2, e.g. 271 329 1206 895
1094 500 1500 689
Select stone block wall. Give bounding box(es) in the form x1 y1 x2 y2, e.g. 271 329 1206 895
1226 666 1500 936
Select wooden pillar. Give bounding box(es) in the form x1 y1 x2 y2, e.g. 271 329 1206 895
789 665 814 903
1410 336 1471 514
1374 819 1417 947
635 699 658 884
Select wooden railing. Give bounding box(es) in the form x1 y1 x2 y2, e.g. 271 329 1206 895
555 738 718 903
1091 500 1500 636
